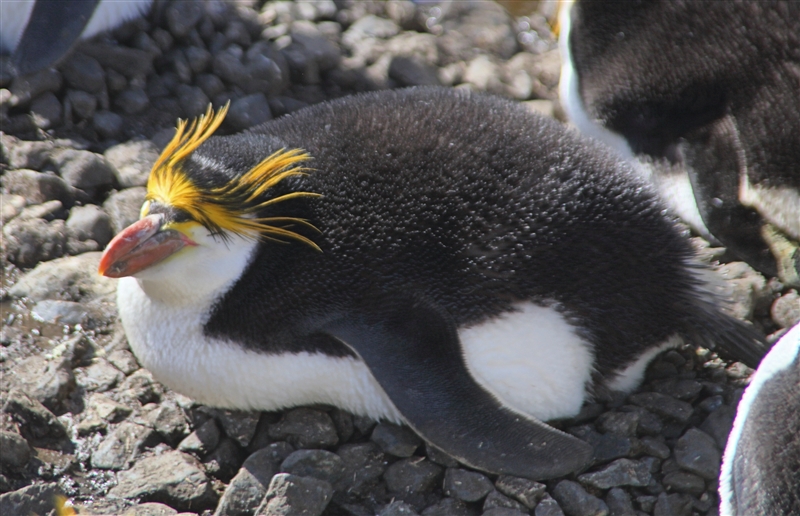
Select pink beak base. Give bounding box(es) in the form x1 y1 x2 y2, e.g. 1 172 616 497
99 215 196 278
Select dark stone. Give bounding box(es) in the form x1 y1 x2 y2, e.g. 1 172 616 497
534 495 565 516
244 42 290 96
336 442 387 494
227 93 272 130
384 457 443 497
0 482 63 516
482 509 528 516
650 379 703 401
185 46 212 74
652 492 692 516
443 468 493 502
551 480 609 516
673 428 721 480
214 447 282 516
213 51 250 87
9 68 63 105
425 443 460 468
604 488 635 516
30 92 62 129
148 400 189 445
629 392 693 423
50 149 116 192
94 110 125 139
176 84 211 118
389 56 440 86
66 205 113 246
638 437 670 460
91 422 159 470
61 53 106 92
596 412 639 437
196 73 226 99
329 408 354 443
267 408 339 449
495 475 546 509
166 1 204 38
380 501 420 516
0 431 31 470
700 405 736 449
256 473 333 516
2 390 67 440
420 497 471 516
371 423 422 458
280 449 346 485
569 426 632 464
178 418 222 456
114 87 150 115
268 96 308 118
204 437 244 482
209 409 260 447
483 490 527 512
578 459 651 489
662 471 706 495
80 44 155 78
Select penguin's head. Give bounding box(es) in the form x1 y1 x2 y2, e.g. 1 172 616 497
99 104 320 294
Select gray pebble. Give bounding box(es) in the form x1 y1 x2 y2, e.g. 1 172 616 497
673 428 721 480
650 378 703 401
87 392 133 422
281 449 346 485
389 56 441 86
8 251 116 302
482 509 528 516
104 139 160 189
185 46 211 74
577 459 651 489
699 404 735 449
256 473 333 516
0 194 26 223
166 1 204 38
214 446 282 516
342 15 401 49
94 110 125 139
61 53 106 92
496 475 546 509
196 73 226 99
0 482 63 516
604 488 635 516
206 409 260 447
213 50 250 88
638 437 670 460
177 84 211 118
290 21 341 72
109 450 217 510
552 480 609 516
103 187 147 233
106 68 128 92
91 421 158 470
420 497 471 516
634 495 656 513
772 290 800 328
336 441 387 494
2 169 75 206
443 468 494 502
107 348 141 375
384 457 443 496
122 503 179 516
424 443 460 468
661 471 705 495
120 369 163 404
114 87 150 115
0 430 31 469
204 436 244 481
2 390 67 440
596 412 640 437
76 358 125 392
179 418 221 456
629 392 693 423
534 495 565 516
652 492 692 516
483 490 528 512
0 134 55 170
147 400 188 444
3 216 67 267
569 426 632 464
50 148 116 192
9 68 63 106
32 299 94 326
227 93 272 130
267 408 338 449
66 204 113 246
371 422 422 457
30 92 63 129
380 501 420 516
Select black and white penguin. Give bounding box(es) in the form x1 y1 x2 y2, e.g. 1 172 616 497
0 0 152 76
99 88 766 480
559 0 800 281
720 322 800 515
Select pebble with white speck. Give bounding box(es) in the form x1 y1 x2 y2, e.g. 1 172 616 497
443 468 494 502
673 428 721 480
371 422 422 458
534 495 565 516
267 408 339 449
255 473 333 516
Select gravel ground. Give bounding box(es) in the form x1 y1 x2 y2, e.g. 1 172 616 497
1 1 798 515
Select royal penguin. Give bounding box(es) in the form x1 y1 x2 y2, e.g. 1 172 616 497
720 322 800 515
98 87 767 480
559 0 800 282
0 0 152 76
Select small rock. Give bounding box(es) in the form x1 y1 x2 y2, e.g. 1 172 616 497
91 422 158 470
0 482 63 516
9 69 63 106
629 392 693 423
50 149 116 192
483 490 528 512
638 437 670 460
103 187 147 233
569 426 632 464
0 431 31 469
120 369 163 404
379 501 420 516
208 409 260 447
596 412 640 437
464 55 504 93
1 134 57 169
650 378 703 401
337 441 387 494
634 495 656 513
383 457 443 496
280 449 346 485
30 92 62 129
76 359 125 392
652 492 692 516
109 450 217 510
256 473 333 516
8 251 116 302
176 84 211 118
10 353 74 410
290 21 341 72
66 204 113 246
534 495 565 516
214 447 281 516
329 408 354 443
104 140 160 189
3 216 67 267
87 392 133 422
178 418 221 456
94 110 125 139
227 93 272 130
2 390 67 440
496 475 546 509
122 503 178 516
443 468 493 502
61 53 106 92
673 428 721 480
149 400 189 444
66 89 97 119
108 349 141 375
2 169 75 206
577 459 651 489
421 498 471 516
342 15 401 49
662 471 706 495
81 43 155 79
267 408 338 449
0 194 26 223
552 480 609 516
604 488 635 516
203 437 243 482
166 0 204 38
371 423 422 457
425 443 460 468
772 290 800 328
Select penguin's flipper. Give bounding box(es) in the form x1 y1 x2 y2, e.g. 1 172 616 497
320 295 594 480
11 0 101 76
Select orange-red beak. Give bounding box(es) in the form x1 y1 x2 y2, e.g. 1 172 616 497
99 214 196 278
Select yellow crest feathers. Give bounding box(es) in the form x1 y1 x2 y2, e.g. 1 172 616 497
146 104 322 250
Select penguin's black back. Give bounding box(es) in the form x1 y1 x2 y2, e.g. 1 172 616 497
191 88 757 373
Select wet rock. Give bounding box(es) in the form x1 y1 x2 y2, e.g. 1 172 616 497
179 418 221 456
342 15 401 49
384 457 443 497
256 473 333 516
443 468 493 502
76 358 125 392
109 450 217 510
629 392 693 423
495 475 546 509
371 422 422 457
772 290 800 328
380 501 420 516
534 495 565 516
227 93 272 131
700 405 736 449
81 44 155 79
483 490 528 512
103 187 147 233
214 447 281 516
652 492 692 516
673 428 721 480
577 459 652 489
176 84 210 118
421 497 471 516
50 149 116 193
267 408 338 449
66 204 113 246
61 53 106 92
166 0 204 38
604 488 635 516
8 251 116 302
596 412 640 437
552 480 608 516
280 449 346 485
94 110 125 139
337 441 387 494
2 390 67 440
424 443 460 468
290 21 341 72
569 426 632 464
662 471 705 495
91 422 159 470
207 409 260 447
3 216 67 267
108 349 141 375
105 139 160 188
30 92 62 129
0 431 31 469
650 379 703 401
10 353 74 410
0 482 63 516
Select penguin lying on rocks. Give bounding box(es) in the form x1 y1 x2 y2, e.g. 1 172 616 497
99 87 767 480
559 0 800 283
720 322 800 515
0 0 152 76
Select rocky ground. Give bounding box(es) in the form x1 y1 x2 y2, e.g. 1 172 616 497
1 1 798 516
